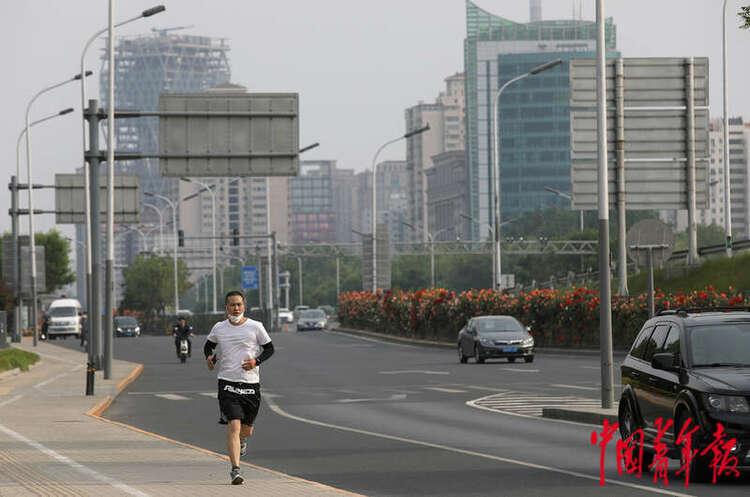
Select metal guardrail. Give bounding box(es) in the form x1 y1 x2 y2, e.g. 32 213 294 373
668 238 750 262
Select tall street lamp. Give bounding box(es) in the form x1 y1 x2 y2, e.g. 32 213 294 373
722 0 733 256
80 4 164 376
25 72 91 346
400 222 455 288
142 203 163 253
371 124 430 292
13 108 73 342
543 186 584 232
297 257 303 306
145 192 180 316
491 58 562 290
181 178 217 312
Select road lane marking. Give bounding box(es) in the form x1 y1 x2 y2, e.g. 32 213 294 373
467 391 602 417
497 368 539 372
128 390 215 395
324 329 418 348
263 395 695 497
34 364 84 389
337 394 407 403
424 387 466 393
154 394 190 401
551 384 598 391
32 352 79 365
580 366 600 370
0 395 24 408
379 370 450 375
461 385 508 392
0 422 150 497
199 392 217 398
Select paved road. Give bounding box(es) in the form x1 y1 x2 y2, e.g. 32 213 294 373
58 330 749 496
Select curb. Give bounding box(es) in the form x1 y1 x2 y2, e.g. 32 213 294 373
542 405 619 426
86 363 144 417
0 360 41 381
85 361 365 496
331 325 628 357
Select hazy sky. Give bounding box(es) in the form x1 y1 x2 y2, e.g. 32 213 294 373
2 0 750 239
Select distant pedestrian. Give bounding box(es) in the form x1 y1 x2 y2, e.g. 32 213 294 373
204 290 274 485
79 312 88 349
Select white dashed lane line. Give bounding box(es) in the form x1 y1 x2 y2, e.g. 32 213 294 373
154 393 190 401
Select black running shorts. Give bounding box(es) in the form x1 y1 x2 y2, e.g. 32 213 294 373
217 379 261 426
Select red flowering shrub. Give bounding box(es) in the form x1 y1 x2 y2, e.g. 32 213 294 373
337 285 748 349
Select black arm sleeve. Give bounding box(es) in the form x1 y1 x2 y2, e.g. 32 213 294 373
255 341 274 365
203 339 217 358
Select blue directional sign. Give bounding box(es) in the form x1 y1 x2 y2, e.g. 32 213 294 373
241 266 259 290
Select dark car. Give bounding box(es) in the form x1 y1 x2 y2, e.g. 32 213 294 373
297 309 327 331
317 305 335 318
618 308 750 482
458 315 534 364
114 316 141 337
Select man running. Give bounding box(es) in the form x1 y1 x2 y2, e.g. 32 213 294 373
204 291 275 485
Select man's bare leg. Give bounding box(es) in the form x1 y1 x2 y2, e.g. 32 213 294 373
227 419 242 467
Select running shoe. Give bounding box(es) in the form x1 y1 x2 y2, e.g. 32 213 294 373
240 438 247 456
230 467 244 485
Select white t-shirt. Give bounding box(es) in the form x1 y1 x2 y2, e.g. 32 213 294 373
206 318 271 383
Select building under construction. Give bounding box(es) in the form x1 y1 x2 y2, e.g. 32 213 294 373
76 28 231 308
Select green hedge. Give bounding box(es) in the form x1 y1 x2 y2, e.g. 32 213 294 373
0 348 40 372
134 309 268 336
337 286 747 349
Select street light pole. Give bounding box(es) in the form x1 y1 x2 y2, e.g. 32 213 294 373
722 0 733 257
145 192 179 315
371 124 430 292
297 257 303 306
491 58 562 291
181 178 217 313
25 73 89 347
543 186 584 232
399 222 455 287
142 203 163 253
13 108 73 343
596 0 615 410
79 5 165 351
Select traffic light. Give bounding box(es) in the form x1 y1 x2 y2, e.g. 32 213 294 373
232 228 239 246
178 229 184 247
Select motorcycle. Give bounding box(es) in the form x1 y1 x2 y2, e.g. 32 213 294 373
178 338 189 363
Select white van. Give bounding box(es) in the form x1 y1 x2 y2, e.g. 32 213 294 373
46 298 82 339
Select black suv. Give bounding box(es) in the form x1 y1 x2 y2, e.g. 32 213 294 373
619 308 750 481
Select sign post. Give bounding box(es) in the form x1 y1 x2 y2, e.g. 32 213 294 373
241 266 259 291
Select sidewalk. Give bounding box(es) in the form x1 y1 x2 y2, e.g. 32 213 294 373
0 338 365 496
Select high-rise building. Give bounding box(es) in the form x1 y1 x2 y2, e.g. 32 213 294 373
353 161 410 244
405 73 465 242
289 161 338 244
700 118 728 229
103 31 231 307
77 30 237 307
728 118 750 238
332 168 356 244
698 117 750 238
463 0 617 240
425 151 468 241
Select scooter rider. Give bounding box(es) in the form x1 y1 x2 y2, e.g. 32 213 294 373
173 316 194 357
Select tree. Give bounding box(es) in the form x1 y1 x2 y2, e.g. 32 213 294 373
34 230 75 292
0 230 74 295
120 254 192 316
741 6 750 29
